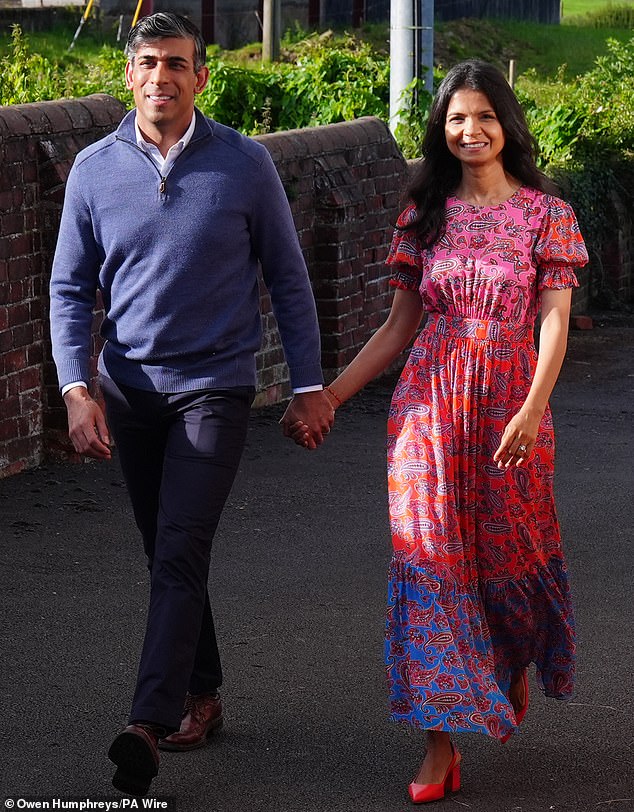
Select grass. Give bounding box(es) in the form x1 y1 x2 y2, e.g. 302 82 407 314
9 22 116 60
476 20 632 78
561 0 633 17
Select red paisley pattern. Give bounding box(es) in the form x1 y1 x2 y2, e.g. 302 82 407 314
384 187 588 740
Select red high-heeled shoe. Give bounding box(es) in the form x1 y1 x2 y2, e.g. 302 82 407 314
500 668 529 744
408 743 461 804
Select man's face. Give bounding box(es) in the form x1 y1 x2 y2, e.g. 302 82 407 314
125 37 209 143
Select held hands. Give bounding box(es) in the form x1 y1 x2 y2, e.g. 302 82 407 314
279 390 335 450
63 387 112 460
493 404 543 469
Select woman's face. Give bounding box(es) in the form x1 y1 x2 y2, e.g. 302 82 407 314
444 88 505 169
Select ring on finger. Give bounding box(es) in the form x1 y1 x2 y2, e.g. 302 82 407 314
518 444 527 454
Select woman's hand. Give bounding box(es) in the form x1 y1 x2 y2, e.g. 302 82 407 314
494 288 573 469
493 404 543 468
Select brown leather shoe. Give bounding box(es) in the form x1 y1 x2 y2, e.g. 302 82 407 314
108 724 161 796
158 692 223 751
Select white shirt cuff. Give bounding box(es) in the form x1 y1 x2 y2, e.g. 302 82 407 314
61 381 88 396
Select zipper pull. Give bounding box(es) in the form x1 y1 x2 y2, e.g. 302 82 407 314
159 176 167 196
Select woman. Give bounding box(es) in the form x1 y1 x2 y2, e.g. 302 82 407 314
286 59 588 802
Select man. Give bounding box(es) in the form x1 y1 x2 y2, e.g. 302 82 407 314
50 12 333 797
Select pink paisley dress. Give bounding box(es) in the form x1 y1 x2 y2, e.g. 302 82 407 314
385 186 588 741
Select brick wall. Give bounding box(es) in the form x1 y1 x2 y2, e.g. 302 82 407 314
0 95 126 477
602 190 633 305
259 120 406 378
0 94 632 478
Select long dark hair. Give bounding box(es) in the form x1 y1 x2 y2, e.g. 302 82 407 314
407 59 558 247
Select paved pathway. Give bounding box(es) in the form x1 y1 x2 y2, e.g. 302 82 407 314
2 314 633 811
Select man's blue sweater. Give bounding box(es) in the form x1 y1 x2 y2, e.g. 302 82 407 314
50 109 323 393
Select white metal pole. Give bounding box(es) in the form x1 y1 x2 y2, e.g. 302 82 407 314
389 0 415 132
262 0 280 62
508 58 516 89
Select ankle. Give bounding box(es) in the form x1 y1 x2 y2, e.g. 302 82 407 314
426 731 453 754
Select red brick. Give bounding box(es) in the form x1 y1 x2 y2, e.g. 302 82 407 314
29 298 42 320
7 257 33 281
0 395 19 419
64 102 94 130
0 108 31 136
8 302 29 327
1 212 24 236
2 140 33 163
42 103 74 133
0 328 11 352
27 343 44 365
0 459 30 478
0 417 19 442
2 348 28 374
8 280 26 302
16 415 31 437
18 104 54 134
6 371 19 396
4 435 40 461
10 188 23 207
11 322 35 347
0 192 13 218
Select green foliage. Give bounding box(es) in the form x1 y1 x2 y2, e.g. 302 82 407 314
551 159 633 306
199 31 388 135
574 36 634 151
518 36 634 160
198 61 281 133
518 35 634 260
278 33 388 128
0 25 61 105
563 3 634 28
393 78 433 160
521 95 584 165
1 19 632 281
0 25 126 106
70 46 127 99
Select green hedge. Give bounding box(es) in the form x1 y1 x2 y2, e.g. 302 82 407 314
1 23 632 300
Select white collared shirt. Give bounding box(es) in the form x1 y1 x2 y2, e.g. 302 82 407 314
134 111 197 176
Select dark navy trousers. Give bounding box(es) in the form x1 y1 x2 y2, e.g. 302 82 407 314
101 376 254 731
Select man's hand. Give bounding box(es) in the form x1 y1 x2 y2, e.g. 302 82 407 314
63 387 112 460
279 390 335 450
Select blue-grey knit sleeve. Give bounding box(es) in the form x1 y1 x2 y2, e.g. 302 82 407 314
250 149 323 390
49 160 101 390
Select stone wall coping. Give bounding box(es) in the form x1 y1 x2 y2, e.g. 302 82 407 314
0 94 127 137
255 115 394 152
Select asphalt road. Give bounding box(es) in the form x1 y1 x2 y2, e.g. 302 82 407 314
1 313 633 812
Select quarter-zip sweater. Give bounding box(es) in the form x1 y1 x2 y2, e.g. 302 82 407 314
50 109 323 393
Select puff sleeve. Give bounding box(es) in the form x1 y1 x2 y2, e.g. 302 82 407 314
535 197 588 290
387 205 424 291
